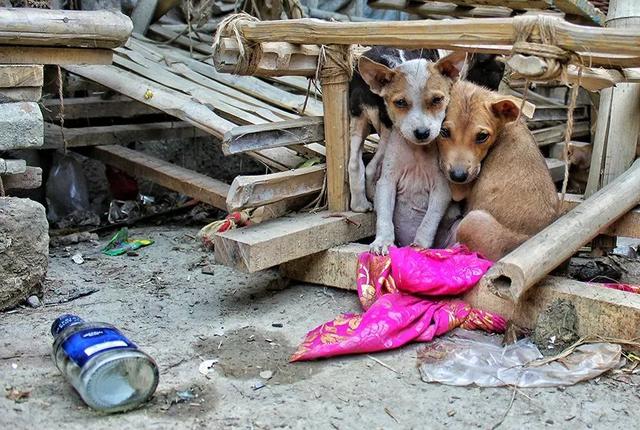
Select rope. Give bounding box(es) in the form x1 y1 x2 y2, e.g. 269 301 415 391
558 66 584 213
510 15 574 82
56 66 69 154
212 13 262 75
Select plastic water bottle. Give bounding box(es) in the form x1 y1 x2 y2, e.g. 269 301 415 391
51 314 159 413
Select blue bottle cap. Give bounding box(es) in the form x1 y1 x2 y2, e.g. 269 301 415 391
51 314 84 337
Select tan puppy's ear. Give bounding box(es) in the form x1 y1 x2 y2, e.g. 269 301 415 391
491 98 520 123
358 56 395 95
434 51 467 80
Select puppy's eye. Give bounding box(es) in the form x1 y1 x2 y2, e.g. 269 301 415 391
439 127 450 138
476 131 489 144
431 95 444 105
393 98 408 108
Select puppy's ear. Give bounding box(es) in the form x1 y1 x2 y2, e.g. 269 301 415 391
358 56 395 95
434 51 467 80
490 98 520 123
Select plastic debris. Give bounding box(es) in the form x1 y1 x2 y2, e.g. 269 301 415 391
71 253 85 265
417 329 622 388
101 228 154 257
198 359 218 376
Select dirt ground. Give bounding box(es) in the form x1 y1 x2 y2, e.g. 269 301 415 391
2 225 639 429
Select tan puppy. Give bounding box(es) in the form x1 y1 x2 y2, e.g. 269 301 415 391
437 81 558 261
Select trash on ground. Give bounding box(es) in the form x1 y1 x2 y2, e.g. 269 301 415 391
5 387 30 403
198 211 251 249
259 370 273 380
417 329 622 388
198 359 218 376
71 253 85 265
101 227 154 256
51 314 159 413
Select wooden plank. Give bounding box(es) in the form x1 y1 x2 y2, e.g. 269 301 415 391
283 243 640 340
0 158 26 175
214 211 375 272
42 96 161 121
530 105 588 123
223 117 324 155
0 86 42 102
65 64 234 139
321 45 350 212
532 121 590 146
227 165 325 212
43 121 209 149
0 8 132 48
0 46 113 65
86 145 229 210
0 65 43 87
2 166 42 190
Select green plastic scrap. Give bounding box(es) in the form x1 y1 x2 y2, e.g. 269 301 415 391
101 227 154 256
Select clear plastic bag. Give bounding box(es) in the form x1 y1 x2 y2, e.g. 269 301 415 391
418 329 622 387
45 152 91 224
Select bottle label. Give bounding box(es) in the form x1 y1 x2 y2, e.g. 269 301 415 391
62 328 137 367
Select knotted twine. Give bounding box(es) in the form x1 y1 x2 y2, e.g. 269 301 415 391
212 12 263 75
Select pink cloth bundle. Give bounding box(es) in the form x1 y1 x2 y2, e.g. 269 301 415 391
291 246 507 362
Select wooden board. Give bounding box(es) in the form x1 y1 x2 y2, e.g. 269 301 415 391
368 0 513 19
43 121 209 149
226 164 325 212
0 8 132 48
86 145 229 210
532 121 590 146
0 65 43 87
0 46 113 65
42 96 161 121
213 211 375 272
282 242 640 339
2 166 42 190
223 117 325 155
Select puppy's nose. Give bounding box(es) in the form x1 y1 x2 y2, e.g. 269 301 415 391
449 168 468 183
413 128 430 141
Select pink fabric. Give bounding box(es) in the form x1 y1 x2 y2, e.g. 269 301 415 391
291 245 506 362
601 283 640 294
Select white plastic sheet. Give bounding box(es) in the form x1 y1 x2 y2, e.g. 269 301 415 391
418 329 622 387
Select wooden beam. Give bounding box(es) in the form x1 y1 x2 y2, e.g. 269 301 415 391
42 96 161 121
227 164 325 212
0 8 132 49
0 65 43 87
2 166 42 190
282 242 640 340
0 46 113 66
43 121 208 149
131 0 159 35
86 145 229 210
213 38 320 77
223 117 324 155
368 0 513 19
227 16 640 59
321 45 350 212
214 211 375 272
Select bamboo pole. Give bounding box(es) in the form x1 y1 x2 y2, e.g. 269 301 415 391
320 45 351 212
225 16 640 60
584 0 640 255
0 8 132 48
481 159 640 304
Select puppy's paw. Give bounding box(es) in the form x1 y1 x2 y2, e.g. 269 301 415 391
350 197 373 213
370 236 394 255
411 237 433 250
